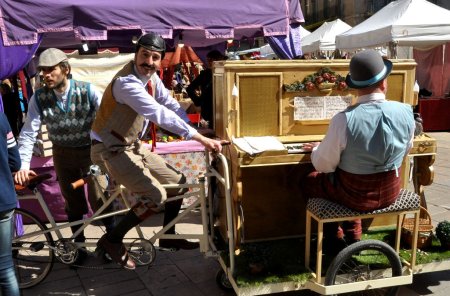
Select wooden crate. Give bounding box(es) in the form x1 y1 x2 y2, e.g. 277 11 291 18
34 124 52 156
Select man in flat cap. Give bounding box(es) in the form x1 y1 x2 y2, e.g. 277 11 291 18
90 32 224 269
14 48 114 261
300 49 415 255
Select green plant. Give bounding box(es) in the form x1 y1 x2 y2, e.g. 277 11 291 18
436 220 450 246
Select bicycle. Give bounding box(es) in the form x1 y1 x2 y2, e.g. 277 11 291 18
12 165 208 289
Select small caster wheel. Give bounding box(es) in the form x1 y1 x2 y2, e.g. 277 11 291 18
215 269 233 291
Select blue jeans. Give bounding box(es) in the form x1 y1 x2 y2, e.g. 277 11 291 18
0 209 19 296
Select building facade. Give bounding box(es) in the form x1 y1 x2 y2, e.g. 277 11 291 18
300 0 449 29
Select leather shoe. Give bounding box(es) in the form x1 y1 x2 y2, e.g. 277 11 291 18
159 238 199 250
96 234 135 270
323 237 348 257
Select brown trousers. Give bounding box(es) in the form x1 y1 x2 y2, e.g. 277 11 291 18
52 144 106 217
90 141 187 210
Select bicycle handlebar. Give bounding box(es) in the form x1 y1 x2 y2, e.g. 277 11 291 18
71 178 87 190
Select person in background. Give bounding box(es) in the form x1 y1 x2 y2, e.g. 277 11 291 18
300 49 415 254
0 81 23 138
90 32 224 269
0 112 21 296
186 50 226 130
13 48 114 256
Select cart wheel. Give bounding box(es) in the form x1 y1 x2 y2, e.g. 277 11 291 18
215 269 233 291
325 239 402 296
127 239 156 266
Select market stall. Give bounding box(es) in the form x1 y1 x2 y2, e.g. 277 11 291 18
1 0 305 222
301 19 352 56
335 0 450 131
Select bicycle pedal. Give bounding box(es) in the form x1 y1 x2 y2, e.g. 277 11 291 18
30 242 45 252
156 246 177 252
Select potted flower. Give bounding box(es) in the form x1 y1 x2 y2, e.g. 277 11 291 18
436 220 450 249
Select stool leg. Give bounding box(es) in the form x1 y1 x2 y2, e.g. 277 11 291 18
411 211 420 271
305 211 312 268
395 214 403 253
316 221 324 283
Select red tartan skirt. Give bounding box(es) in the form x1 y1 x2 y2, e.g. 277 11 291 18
301 167 401 212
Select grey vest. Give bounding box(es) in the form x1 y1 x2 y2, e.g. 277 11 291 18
35 80 94 147
339 101 414 174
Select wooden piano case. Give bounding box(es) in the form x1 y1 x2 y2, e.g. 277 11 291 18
212 59 426 247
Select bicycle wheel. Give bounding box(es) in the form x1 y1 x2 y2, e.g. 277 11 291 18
325 239 403 296
12 208 55 289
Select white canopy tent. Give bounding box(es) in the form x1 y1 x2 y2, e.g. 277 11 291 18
336 0 450 51
301 19 351 53
228 26 311 59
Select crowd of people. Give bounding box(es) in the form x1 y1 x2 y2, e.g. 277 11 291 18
1 31 415 292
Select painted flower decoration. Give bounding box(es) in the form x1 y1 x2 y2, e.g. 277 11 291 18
284 67 348 92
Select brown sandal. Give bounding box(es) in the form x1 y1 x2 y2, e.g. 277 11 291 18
97 234 135 270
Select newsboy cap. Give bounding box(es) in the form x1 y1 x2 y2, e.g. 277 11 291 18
38 48 68 68
345 49 392 89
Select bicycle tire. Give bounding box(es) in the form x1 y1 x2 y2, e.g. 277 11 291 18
12 208 55 289
325 239 403 296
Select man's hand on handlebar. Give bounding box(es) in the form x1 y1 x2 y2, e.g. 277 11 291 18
192 133 230 153
14 169 37 186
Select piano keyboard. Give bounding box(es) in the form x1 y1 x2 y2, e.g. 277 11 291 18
283 143 308 154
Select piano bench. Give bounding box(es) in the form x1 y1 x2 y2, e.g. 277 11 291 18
304 189 421 283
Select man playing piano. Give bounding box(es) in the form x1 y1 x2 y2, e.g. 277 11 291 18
300 49 415 254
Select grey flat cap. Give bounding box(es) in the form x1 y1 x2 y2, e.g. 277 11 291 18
38 48 68 68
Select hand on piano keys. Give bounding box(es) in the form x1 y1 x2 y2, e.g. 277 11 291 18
283 141 320 154
300 142 320 152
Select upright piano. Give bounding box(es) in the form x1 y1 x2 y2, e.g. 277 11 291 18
211 59 436 249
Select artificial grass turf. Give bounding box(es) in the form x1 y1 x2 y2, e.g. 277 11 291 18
221 228 450 288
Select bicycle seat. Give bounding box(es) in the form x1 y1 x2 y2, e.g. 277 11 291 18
15 173 52 192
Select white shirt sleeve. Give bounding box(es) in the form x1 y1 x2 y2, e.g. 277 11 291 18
17 94 42 170
153 77 190 122
89 83 103 110
112 75 197 139
310 112 347 173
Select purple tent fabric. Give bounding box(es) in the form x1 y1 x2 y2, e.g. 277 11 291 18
267 23 303 59
0 38 41 80
0 0 303 49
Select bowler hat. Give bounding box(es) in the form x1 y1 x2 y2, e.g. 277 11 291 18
38 48 68 68
345 49 392 89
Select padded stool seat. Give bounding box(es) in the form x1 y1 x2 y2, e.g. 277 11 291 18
305 188 421 283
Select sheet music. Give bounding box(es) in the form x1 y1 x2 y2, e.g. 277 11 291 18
294 95 352 121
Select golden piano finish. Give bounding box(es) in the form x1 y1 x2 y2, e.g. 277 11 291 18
212 59 435 247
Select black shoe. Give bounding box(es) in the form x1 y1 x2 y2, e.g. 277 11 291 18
323 237 348 257
96 234 135 270
159 239 199 250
